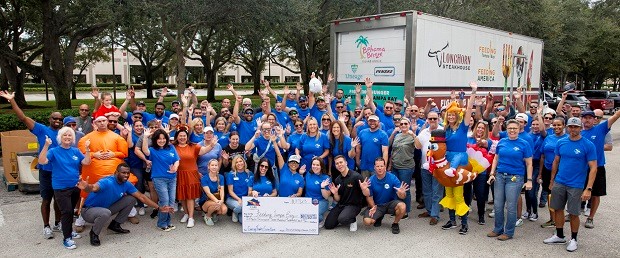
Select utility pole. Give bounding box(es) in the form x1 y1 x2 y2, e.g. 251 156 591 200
377 0 381 14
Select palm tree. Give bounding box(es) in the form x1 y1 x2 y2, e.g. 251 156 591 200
355 36 369 59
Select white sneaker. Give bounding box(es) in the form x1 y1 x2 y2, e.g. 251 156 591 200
63 238 76 250
129 207 137 217
521 211 530 220
138 207 145 216
318 220 325 228
187 218 195 228
529 213 539 221
566 239 578 252
52 223 61 232
75 215 85 226
544 234 567 244
71 231 81 239
232 212 239 223
349 218 358 232
488 210 495 218
204 216 214 226
515 218 524 227
212 214 218 223
584 208 590 217
180 214 189 223
43 226 54 239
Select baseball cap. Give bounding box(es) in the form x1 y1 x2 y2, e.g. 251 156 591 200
581 111 595 117
368 115 380 121
137 101 146 106
395 100 403 105
63 116 76 125
515 113 529 123
169 114 179 120
567 117 582 127
171 100 180 106
203 126 214 133
288 155 301 163
288 108 298 115
132 110 143 117
316 96 325 102
299 96 308 102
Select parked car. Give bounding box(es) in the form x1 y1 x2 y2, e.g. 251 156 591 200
547 91 589 111
609 92 620 112
584 90 615 114
154 89 178 97
541 91 561 109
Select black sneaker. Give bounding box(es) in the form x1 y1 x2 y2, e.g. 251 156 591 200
150 209 158 219
89 230 100 246
391 223 400 234
459 224 468 235
401 213 409 220
373 217 383 227
441 220 457 230
478 216 486 225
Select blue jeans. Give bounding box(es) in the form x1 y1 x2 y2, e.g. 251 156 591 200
130 167 145 207
525 162 540 214
421 169 444 219
317 199 329 223
226 197 243 223
493 173 523 237
446 151 468 169
153 177 176 228
393 168 414 213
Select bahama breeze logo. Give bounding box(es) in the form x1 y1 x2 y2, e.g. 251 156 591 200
427 42 471 71
355 35 385 62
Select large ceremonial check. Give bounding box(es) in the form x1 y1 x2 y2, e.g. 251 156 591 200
242 196 319 235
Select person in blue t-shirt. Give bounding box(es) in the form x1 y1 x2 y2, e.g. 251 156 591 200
579 109 620 228
225 155 253 224
78 163 172 247
363 78 396 132
538 117 567 227
361 158 408 234
250 158 278 197
329 121 357 173
304 157 331 226
39 127 92 248
0 90 63 239
232 95 259 144
441 82 477 177
488 119 533 240
142 129 180 231
189 118 205 144
544 117 597 252
246 121 280 173
199 159 227 226
276 154 305 197
356 115 389 178
296 118 330 169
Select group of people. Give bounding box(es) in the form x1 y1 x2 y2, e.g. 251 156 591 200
1 76 615 252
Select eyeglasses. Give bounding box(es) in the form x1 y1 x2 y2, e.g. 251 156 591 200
411 110 419 112
108 120 118 123
336 106 344 109
259 164 269 168
295 124 303 128
322 118 331 121
67 123 77 127
244 112 254 115
393 117 401 121
427 117 438 121
400 122 409 125
544 117 553 120
530 106 538 108
507 127 519 131
79 109 89 112
290 113 298 115
133 115 143 119
261 128 272 131
496 107 505 111
385 106 393 110
51 117 63 121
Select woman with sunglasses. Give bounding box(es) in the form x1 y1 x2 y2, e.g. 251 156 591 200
275 149 304 198
389 117 421 217
487 119 533 241
251 158 278 197
296 117 330 170
538 117 567 228
305 157 331 227
320 114 332 135
225 155 253 223
329 120 357 177
281 119 305 156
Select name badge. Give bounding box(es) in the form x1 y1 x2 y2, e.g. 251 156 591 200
233 177 239 181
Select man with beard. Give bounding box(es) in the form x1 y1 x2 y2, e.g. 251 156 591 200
364 78 395 132
78 163 174 246
232 95 259 143
0 91 63 239
308 94 328 123
356 115 389 179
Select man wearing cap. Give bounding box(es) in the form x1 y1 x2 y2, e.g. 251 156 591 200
64 116 85 146
580 109 620 229
356 114 389 179
0 91 63 239
394 100 404 114
232 95 259 144
308 94 328 123
493 113 534 149
295 95 311 119
364 78 396 132
543 117 597 252
169 100 181 115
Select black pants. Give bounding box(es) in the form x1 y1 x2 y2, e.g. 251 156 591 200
413 149 423 202
324 204 362 229
53 187 80 239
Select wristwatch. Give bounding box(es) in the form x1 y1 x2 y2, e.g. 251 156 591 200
527 178 533 182
586 187 593 191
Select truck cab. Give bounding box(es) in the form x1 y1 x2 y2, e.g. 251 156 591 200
584 90 615 114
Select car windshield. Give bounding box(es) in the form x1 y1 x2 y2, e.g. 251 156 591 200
585 91 608 98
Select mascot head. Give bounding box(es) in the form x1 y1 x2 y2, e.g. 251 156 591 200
428 129 447 159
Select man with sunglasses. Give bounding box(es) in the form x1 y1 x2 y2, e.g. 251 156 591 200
232 95 259 143
364 78 396 132
417 112 444 225
0 91 64 239
76 104 94 134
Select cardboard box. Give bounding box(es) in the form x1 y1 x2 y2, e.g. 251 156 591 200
1 130 38 186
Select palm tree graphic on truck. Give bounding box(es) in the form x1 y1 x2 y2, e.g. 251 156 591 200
355 36 369 59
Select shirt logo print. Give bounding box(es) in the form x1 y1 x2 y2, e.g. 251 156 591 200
384 183 390 189
373 138 378 143
169 153 175 157
295 180 300 185
591 135 596 140
574 149 581 155
72 155 78 161
513 147 520 151
315 144 321 148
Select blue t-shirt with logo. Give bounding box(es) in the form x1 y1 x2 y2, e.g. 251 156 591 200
197 142 222 175
297 133 330 169
84 175 137 208
369 172 401 205
253 136 278 166
376 110 395 133
31 122 59 171
287 132 304 153
189 132 204 144
236 119 257 144
253 175 275 196
278 166 304 197
495 138 533 175
581 121 610 166
309 106 327 123
305 172 330 200
554 137 597 188
499 130 534 152
542 133 567 169
358 128 389 171
214 131 230 149
446 121 469 152
46 146 84 190
199 174 224 204
148 146 179 179
226 171 253 197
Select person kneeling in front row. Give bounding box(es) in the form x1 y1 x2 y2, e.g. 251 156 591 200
77 163 174 246
361 158 409 234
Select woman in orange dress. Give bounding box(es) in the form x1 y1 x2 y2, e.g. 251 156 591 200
173 127 215 228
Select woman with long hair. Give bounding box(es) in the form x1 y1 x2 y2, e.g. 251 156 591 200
319 114 332 135
213 117 230 148
538 117 567 228
304 157 331 227
296 117 329 169
487 119 533 241
463 120 492 228
189 118 204 143
142 128 180 231
251 158 278 197
220 131 249 174
172 127 215 228
389 117 420 217
328 120 357 176
200 159 227 226
225 155 253 223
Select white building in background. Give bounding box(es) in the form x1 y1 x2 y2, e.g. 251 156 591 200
74 49 301 85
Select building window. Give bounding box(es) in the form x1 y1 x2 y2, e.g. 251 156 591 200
73 74 87 83
285 76 300 83
264 76 280 83
241 76 254 83
219 76 235 83
96 75 122 84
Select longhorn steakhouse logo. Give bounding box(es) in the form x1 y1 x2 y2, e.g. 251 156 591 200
427 42 471 71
